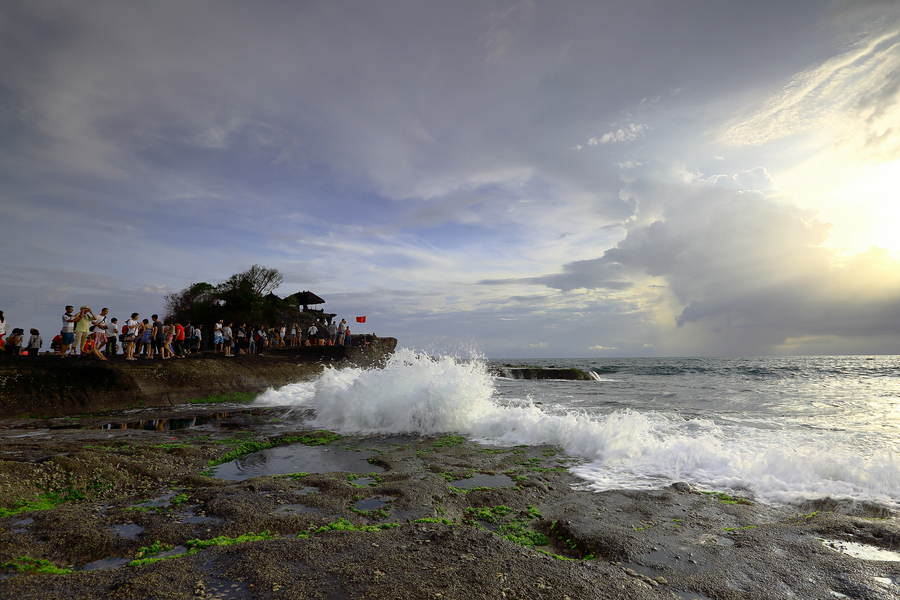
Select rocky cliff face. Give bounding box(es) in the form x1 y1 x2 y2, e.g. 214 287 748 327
0 337 397 418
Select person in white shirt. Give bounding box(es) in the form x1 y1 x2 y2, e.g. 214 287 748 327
59 305 82 357
125 312 140 360
106 318 119 357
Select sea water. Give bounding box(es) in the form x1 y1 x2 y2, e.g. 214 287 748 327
254 350 900 511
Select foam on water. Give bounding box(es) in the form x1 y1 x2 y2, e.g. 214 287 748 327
254 349 900 509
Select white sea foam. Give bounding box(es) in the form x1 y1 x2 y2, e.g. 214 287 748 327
254 348 900 509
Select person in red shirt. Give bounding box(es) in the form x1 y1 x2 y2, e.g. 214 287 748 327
174 321 186 358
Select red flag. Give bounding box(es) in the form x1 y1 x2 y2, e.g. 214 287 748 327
356 316 366 323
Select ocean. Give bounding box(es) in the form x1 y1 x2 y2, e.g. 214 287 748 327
254 349 900 512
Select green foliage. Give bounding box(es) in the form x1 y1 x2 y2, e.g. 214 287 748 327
497 522 549 547
351 506 390 520
129 532 275 567
0 470 114 517
308 518 400 535
2 556 72 575
465 505 514 524
186 530 275 551
702 491 754 505
433 436 466 448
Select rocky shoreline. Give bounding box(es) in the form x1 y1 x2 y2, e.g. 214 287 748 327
0 338 397 419
0 402 897 599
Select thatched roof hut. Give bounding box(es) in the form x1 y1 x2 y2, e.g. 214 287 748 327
288 291 326 312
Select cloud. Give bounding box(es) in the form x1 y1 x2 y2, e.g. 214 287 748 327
723 19 900 164
587 124 649 146
528 165 900 350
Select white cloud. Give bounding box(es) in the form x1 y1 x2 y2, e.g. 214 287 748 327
587 124 649 146
723 21 900 165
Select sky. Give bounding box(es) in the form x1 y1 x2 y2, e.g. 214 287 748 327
2 0 900 358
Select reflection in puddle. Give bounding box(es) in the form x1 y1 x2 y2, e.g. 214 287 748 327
132 491 177 508
353 496 392 511
211 444 384 481
821 538 900 562
92 410 260 431
109 523 144 538
452 473 515 489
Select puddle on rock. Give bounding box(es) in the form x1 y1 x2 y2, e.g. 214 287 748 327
353 496 392 511
452 473 515 489
211 444 384 481
821 539 900 562
10 517 34 534
109 523 144 538
82 557 130 571
129 491 178 510
273 503 318 515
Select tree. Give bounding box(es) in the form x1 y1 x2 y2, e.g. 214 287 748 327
163 282 215 318
164 266 286 331
222 264 284 297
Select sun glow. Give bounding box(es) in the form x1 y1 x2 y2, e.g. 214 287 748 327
820 160 900 257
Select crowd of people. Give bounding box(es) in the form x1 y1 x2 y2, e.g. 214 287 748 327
0 307 355 359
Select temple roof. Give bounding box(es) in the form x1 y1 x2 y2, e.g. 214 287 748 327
288 291 325 305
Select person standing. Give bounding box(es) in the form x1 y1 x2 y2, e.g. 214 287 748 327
174 320 185 358
5 329 23 355
92 308 109 355
184 322 194 352
59 305 80 357
138 319 152 357
193 324 202 353
0 310 7 351
124 313 140 360
26 329 42 356
214 320 224 353
106 318 119 357
256 326 266 355
308 323 318 345
150 314 166 359
337 318 347 346
73 306 93 355
223 322 234 357
328 320 337 345
343 325 351 346
237 324 247 354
